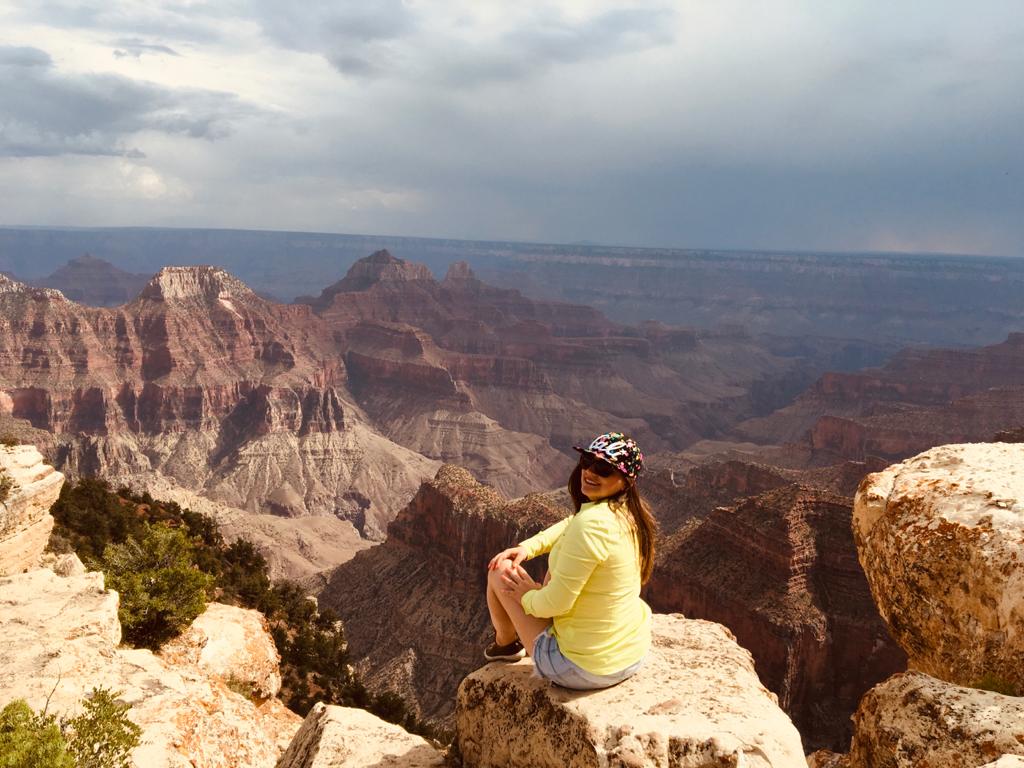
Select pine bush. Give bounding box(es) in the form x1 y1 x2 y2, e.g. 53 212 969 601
0 700 74 768
101 524 214 649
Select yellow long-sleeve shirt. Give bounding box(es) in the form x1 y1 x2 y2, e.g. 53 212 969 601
518 500 651 675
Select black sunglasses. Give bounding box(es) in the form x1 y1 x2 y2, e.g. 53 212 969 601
579 453 618 478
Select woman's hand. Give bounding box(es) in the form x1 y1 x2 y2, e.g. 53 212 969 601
500 564 541 601
488 545 529 571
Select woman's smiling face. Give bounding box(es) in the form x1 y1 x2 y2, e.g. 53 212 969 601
580 457 627 501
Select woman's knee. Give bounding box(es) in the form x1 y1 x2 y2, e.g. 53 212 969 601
486 562 507 590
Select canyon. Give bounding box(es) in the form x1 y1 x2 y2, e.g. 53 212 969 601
0 249 835 578
3 240 1024 760
735 331 1024 462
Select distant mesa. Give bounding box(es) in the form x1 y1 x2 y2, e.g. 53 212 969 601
35 253 151 307
442 260 477 282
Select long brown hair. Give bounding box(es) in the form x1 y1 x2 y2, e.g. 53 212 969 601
568 462 658 584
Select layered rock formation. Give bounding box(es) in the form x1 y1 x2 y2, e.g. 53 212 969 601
0 563 301 767
0 249 828 573
301 250 827 497
737 333 1024 463
6 226 1024 348
0 267 438 562
317 464 566 724
479 246 1024 347
0 444 64 575
849 672 1024 768
646 484 905 751
35 254 151 307
278 703 445 768
454 614 806 768
853 443 1024 693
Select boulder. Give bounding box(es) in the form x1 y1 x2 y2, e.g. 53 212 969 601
276 702 445 767
982 758 1024 768
853 443 1024 693
0 445 64 575
0 565 301 767
454 614 806 768
160 602 283 699
849 671 1024 768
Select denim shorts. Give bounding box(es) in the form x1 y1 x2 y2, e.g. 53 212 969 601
532 627 644 690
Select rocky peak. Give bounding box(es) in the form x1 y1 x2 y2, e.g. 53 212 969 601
137 265 256 304
442 260 478 283
0 273 67 301
334 249 435 292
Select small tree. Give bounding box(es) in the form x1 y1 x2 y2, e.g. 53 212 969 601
62 688 141 768
102 523 213 649
0 700 74 768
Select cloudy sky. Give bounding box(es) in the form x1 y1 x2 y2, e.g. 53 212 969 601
0 1 1022 255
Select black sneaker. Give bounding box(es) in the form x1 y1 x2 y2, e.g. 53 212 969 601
484 638 525 661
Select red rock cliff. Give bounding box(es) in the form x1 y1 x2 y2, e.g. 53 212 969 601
317 465 566 725
645 484 905 752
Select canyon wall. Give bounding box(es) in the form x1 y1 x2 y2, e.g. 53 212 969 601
646 484 905 751
737 332 1024 464
317 464 566 724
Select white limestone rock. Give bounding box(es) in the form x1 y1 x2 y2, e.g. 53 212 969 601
160 602 283 699
982 758 1024 768
0 566 300 767
276 702 445 767
0 445 64 575
849 671 1024 768
455 614 806 768
853 443 1024 693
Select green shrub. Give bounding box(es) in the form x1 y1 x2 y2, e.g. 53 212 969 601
102 524 214 649
973 674 1019 696
62 688 141 768
0 434 19 448
50 479 441 742
0 689 141 768
0 471 12 505
0 700 74 768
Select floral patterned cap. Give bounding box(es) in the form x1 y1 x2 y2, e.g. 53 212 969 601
573 431 645 478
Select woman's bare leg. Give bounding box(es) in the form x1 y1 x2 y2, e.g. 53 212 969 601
487 562 551 656
486 580 517 646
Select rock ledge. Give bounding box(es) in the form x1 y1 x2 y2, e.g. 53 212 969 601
454 614 805 768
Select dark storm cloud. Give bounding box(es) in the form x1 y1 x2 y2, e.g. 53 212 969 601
0 45 256 157
3 1 1024 256
246 2 674 81
432 6 676 87
9 1 225 43
112 38 181 59
506 7 674 65
249 0 416 77
0 46 53 67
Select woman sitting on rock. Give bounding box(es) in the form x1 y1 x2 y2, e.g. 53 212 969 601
485 431 656 690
